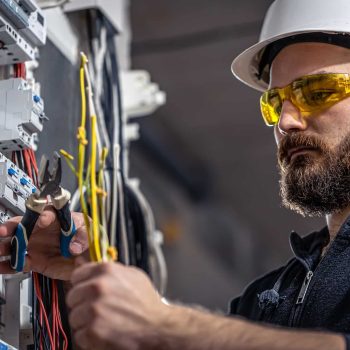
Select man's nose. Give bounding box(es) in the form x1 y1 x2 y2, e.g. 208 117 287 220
277 100 308 135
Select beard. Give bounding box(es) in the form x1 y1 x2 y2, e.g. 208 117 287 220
278 132 350 217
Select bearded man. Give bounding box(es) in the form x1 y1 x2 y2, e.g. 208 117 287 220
2 0 350 349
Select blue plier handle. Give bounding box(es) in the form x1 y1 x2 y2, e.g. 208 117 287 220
10 197 46 272
57 202 77 258
10 210 39 272
52 189 77 258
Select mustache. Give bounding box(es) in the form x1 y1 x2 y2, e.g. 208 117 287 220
278 133 328 166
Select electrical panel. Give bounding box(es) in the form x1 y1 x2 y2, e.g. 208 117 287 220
0 78 45 151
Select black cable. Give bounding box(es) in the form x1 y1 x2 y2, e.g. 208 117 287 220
106 20 137 265
125 185 150 273
16 150 24 170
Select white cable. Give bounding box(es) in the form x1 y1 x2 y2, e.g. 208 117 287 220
110 145 130 264
94 27 111 151
129 182 167 294
70 187 84 212
83 59 103 158
109 145 119 248
104 171 111 225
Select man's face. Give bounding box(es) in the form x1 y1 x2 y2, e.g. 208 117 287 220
271 43 350 216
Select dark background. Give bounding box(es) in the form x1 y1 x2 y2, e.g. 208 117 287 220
129 0 324 311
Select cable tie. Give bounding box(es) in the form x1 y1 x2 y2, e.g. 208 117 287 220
96 187 107 197
107 246 118 261
77 127 88 145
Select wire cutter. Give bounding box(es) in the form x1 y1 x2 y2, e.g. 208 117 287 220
10 152 77 272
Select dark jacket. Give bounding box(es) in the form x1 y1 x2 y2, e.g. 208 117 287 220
229 217 350 348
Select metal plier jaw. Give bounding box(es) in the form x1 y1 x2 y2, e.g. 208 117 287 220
10 152 77 272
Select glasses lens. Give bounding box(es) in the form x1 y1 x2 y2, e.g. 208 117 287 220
292 74 346 112
260 90 282 126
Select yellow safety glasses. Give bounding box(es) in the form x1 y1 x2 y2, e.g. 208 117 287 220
260 73 350 126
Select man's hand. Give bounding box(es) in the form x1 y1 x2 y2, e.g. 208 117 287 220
67 262 168 350
0 208 89 280
67 262 346 350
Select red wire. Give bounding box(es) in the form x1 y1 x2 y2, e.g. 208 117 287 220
29 150 39 175
12 64 69 349
34 273 55 349
30 152 69 350
14 63 26 79
21 63 26 79
23 150 32 180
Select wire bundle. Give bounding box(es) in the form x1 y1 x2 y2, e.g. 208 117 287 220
12 63 69 350
61 53 116 263
64 10 167 293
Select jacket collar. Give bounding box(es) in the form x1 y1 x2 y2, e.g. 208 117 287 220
289 227 329 271
289 214 350 271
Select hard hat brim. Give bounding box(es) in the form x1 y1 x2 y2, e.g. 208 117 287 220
231 30 334 92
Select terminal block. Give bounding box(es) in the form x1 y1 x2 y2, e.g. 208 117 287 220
0 0 46 65
0 78 46 151
0 152 36 216
0 14 35 64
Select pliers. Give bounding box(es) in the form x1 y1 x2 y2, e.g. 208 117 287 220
10 152 77 272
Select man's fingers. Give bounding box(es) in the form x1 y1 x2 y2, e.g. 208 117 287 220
0 240 11 257
0 217 21 238
69 303 90 330
66 279 102 308
0 261 14 274
69 213 90 256
70 262 119 285
35 207 58 230
73 328 89 350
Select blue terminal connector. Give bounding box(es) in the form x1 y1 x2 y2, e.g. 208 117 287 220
8 168 17 176
0 340 9 349
33 95 41 103
20 177 29 186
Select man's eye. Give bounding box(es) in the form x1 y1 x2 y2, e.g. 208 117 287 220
308 90 334 102
274 103 282 115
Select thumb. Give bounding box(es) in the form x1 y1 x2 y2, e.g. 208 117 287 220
69 213 89 256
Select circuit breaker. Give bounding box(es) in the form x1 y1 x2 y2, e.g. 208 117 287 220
0 78 45 151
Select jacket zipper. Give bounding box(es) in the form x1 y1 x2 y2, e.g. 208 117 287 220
290 270 314 326
290 249 329 327
296 270 314 304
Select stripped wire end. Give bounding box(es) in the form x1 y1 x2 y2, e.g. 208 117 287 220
80 52 89 66
60 149 78 177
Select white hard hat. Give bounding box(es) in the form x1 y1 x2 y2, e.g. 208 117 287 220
232 0 350 92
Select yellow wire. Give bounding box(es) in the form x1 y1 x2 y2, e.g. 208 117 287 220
59 149 77 177
90 114 102 262
78 56 96 261
98 147 109 261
